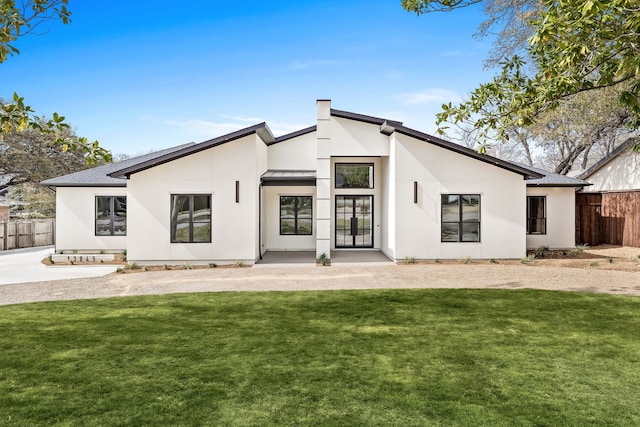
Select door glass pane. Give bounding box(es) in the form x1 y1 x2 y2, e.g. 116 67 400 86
335 196 349 247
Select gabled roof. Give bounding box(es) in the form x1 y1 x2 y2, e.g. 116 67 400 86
577 137 639 180
110 123 275 179
331 109 403 127
41 143 196 187
518 164 590 187
383 122 543 180
270 126 317 146
0 195 27 206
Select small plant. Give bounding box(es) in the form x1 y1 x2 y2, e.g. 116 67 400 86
459 255 471 264
588 261 598 268
608 257 614 264
235 260 244 267
99 249 106 254
100 260 104 264
489 258 498 264
562 250 568 256
122 249 127 262
48 254 54 265
163 264 169 270
69 259 75 265
573 244 589 254
116 267 124 273
434 258 441 264
317 253 329 266
72 249 78 254
182 262 193 270
125 262 139 270
404 256 416 265
520 254 536 264
534 246 549 258
629 256 640 266
142 266 148 272
209 262 217 268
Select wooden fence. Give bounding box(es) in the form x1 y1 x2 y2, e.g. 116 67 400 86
0 219 55 251
576 192 640 247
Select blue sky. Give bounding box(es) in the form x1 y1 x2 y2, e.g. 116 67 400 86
1 1 494 156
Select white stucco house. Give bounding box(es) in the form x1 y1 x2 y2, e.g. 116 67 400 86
42 100 588 264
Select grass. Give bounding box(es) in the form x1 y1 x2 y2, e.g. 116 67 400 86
1 289 640 426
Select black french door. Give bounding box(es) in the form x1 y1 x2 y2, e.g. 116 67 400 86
335 195 373 248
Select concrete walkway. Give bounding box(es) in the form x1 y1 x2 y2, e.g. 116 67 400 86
0 246 119 285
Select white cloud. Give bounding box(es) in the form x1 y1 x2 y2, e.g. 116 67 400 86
289 59 335 70
397 89 462 105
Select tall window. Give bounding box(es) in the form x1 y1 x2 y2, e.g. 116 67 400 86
335 163 374 188
280 196 312 235
95 196 126 236
527 196 546 234
171 194 211 243
441 194 480 242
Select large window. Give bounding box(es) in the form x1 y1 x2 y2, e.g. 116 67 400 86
441 194 480 242
280 196 312 235
171 194 211 243
527 196 546 235
95 196 127 236
335 163 374 188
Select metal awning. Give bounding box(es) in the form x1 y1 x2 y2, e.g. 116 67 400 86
260 170 316 186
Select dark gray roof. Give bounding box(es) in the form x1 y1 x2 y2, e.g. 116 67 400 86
270 126 317 145
519 164 590 187
261 170 316 186
577 137 638 180
110 123 274 179
41 143 196 187
331 109 403 127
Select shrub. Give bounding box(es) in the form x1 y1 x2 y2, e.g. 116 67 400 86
489 258 498 264
459 255 471 264
317 253 329 266
404 256 416 265
535 246 549 258
209 262 217 268
573 244 589 254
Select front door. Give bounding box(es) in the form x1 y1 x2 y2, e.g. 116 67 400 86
335 195 373 248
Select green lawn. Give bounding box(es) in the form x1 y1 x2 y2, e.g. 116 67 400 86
2 289 640 426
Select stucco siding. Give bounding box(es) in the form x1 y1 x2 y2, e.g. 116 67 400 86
584 150 640 192
263 186 316 251
268 132 317 171
393 134 527 260
331 117 390 157
126 135 261 264
55 187 127 252
526 187 575 249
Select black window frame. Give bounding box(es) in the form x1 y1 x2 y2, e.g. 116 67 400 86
95 196 127 236
441 194 481 243
170 194 212 243
527 196 547 235
280 196 313 235
335 163 374 189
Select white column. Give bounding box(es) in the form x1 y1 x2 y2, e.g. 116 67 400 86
316 99 332 259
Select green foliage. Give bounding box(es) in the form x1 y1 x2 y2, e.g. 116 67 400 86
317 253 329 266
208 262 217 268
404 0 640 151
458 255 472 264
489 258 498 264
573 244 589 254
1 290 640 425
0 2 111 164
404 256 416 264
534 246 549 258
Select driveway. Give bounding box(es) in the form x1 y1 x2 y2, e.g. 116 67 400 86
0 246 118 286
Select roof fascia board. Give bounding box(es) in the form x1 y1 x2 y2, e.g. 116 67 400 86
331 109 403 127
391 125 543 179
109 123 273 179
270 125 317 146
578 137 637 179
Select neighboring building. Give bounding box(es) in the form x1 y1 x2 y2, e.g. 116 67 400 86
576 138 640 247
0 195 27 222
42 100 588 264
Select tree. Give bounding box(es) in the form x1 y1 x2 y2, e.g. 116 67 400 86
0 1 111 163
0 120 88 191
403 0 640 152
